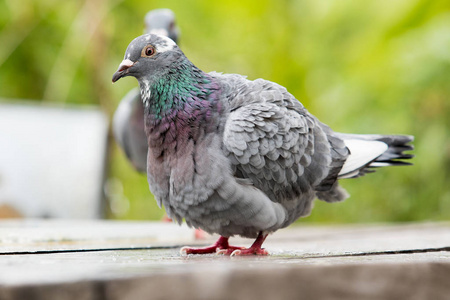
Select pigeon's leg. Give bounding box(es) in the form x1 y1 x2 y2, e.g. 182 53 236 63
229 232 269 256
180 236 244 255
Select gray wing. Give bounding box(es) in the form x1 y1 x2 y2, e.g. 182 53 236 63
221 76 349 204
112 88 148 172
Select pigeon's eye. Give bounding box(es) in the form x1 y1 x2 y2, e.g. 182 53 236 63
142 45 156 57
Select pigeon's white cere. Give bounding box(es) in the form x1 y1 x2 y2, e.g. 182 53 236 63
118 59 135 70
156 35 176 53
339 139 388 177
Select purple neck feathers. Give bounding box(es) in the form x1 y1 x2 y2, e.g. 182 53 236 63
143 71 222 160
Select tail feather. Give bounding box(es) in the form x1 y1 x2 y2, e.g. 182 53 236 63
336 133 414 179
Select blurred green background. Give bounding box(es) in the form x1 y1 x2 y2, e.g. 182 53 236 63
1 0 449 224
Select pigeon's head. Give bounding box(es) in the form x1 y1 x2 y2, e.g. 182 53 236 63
112 34 182 84
144 8 180 43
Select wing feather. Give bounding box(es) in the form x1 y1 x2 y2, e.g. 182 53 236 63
221 78 336 203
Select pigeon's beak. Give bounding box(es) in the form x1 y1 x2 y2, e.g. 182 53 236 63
112 59 136 83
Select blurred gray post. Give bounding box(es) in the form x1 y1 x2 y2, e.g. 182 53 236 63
0 100 109 219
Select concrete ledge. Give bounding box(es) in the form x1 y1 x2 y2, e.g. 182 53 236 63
1 221 449 300
2 261 450 300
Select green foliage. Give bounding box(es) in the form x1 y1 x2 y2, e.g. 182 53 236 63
1 0 449 223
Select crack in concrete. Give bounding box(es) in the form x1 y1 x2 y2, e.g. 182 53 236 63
288 246 450 260
0 245 181 256
1 245 449 258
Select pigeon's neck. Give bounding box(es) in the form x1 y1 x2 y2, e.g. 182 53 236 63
141 59 222 155
140 60 217 120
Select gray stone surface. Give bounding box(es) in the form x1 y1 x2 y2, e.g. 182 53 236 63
0 220 196 253
1 220 450 300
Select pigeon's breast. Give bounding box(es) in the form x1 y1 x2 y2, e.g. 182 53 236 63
144 102 227 218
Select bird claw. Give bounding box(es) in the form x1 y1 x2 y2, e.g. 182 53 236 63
180 234 269 256
217 247 269 256
179 244 223 255
216 249 228 255
180 246 233 256
180 246 191 255
230 248 269 256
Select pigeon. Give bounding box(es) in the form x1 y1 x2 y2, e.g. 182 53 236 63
112 34 414 256
113 9 180 172
112 10 206 239
144 9 180 42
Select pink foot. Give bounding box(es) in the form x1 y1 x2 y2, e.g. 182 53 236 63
181 232 269 256
230 247 269 256
180 236 244 255
229 232 269 256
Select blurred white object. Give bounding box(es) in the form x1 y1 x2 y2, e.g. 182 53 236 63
0 100 108 218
